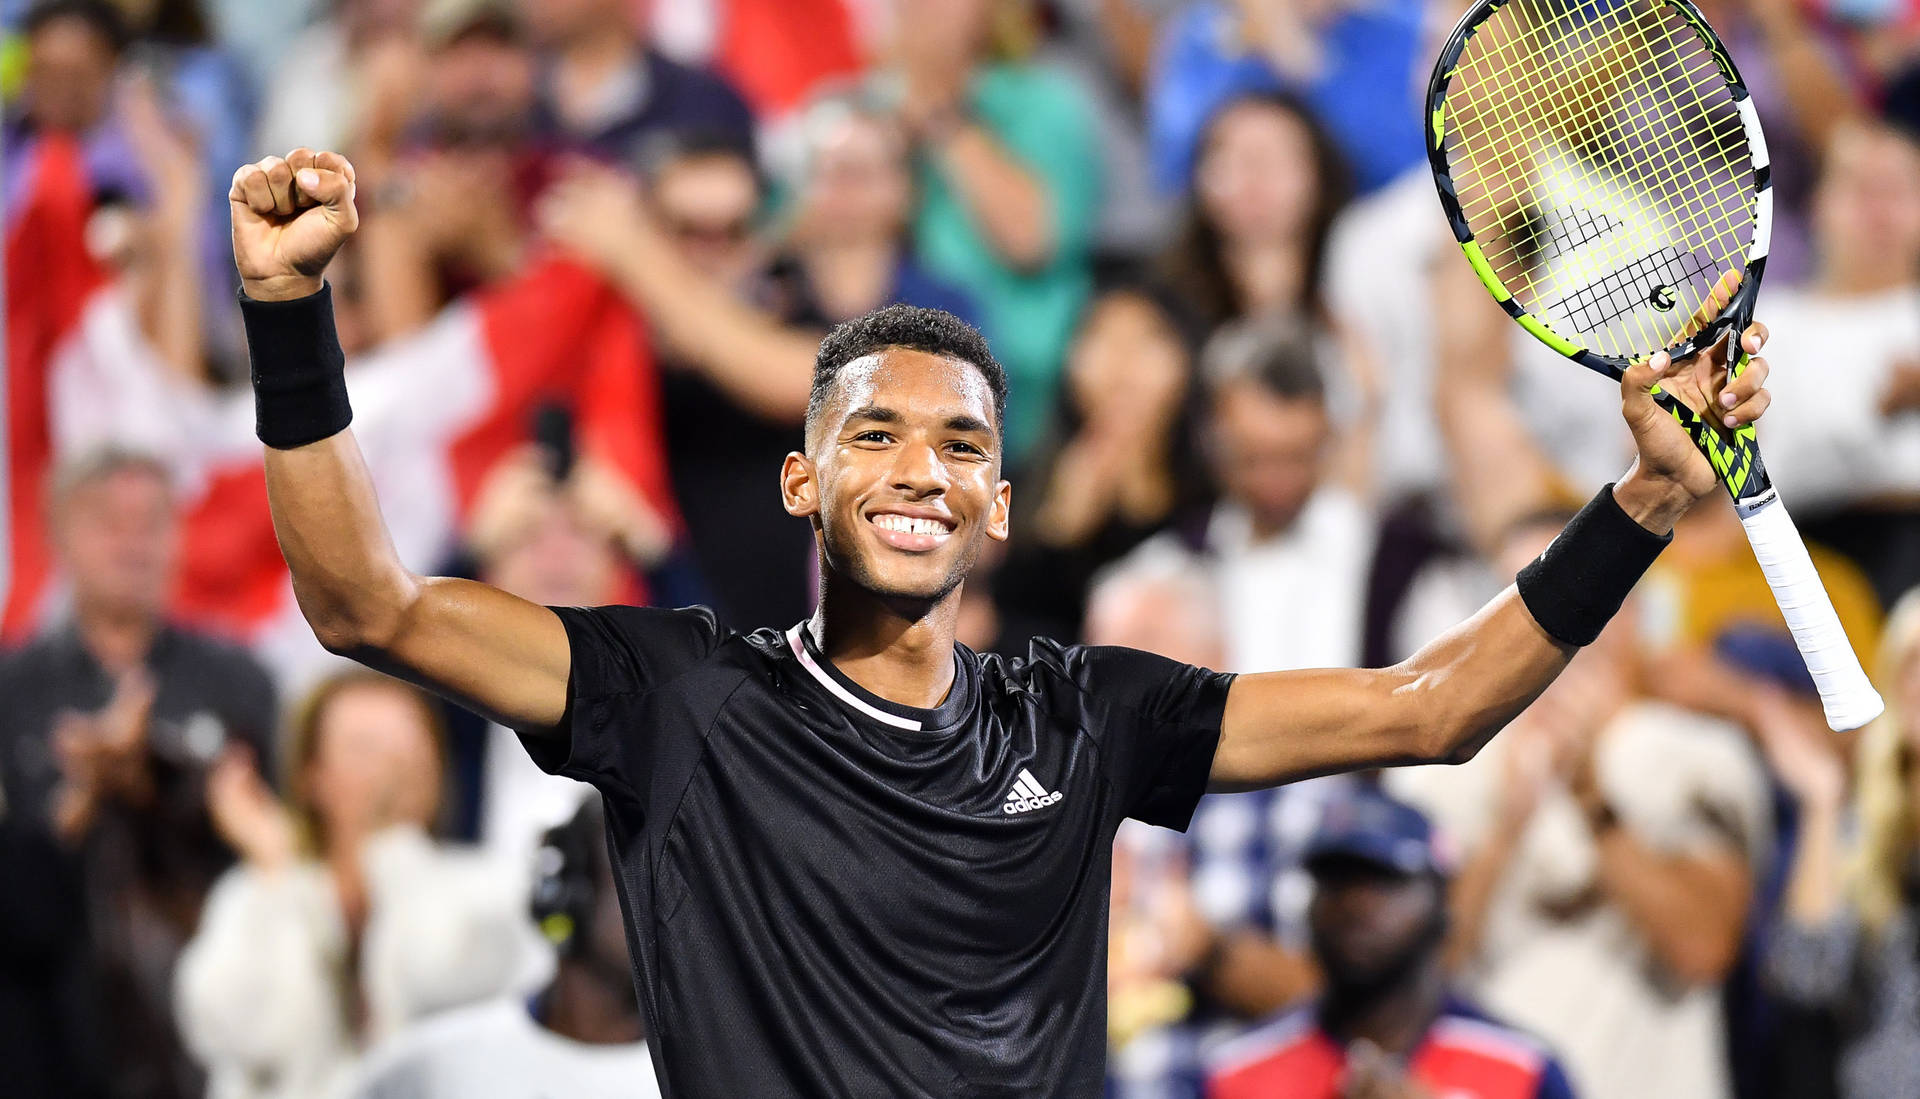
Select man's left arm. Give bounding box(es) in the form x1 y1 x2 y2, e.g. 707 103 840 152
1211 327 1773 790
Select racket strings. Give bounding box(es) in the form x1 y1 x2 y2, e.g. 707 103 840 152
1458 0 1741 320
1454 0 1740 290
1441 0 1754 359
1451 0 1745 352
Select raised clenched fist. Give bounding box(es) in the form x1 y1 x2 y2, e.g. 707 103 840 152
229 148 359 302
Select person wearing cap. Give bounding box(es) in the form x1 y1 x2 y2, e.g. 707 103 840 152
1207 790 1577 1099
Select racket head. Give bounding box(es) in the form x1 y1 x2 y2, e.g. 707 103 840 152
1426 0 1771 379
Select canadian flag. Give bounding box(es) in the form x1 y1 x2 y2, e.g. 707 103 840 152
6 136 675 690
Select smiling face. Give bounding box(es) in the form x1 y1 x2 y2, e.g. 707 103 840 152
783 348 1011 609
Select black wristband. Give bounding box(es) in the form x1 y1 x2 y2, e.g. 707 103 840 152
1515 484 1672 647
241 283 352 449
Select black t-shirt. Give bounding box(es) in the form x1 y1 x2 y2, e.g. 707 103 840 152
521 605 1233 1098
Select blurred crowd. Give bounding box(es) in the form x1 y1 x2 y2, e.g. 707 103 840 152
5 0 1920 1097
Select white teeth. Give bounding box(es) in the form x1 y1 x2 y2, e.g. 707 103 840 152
873 514 950 536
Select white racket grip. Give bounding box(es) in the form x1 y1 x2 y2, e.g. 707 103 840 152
1737 492 1885 731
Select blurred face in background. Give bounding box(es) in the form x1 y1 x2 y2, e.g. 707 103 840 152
483 492 624 608
653 151 761 286
426 27 536 144
1197 100 1321 250
888 0 992 69
1084 573 1224 668
1209 378 1329 539
1066 291 1190 432
303 681 443 850
24 14 118 134
1813 121 1920 288
54 463 179 622
794 108 914 248
1308 859 1445 991
520 0 629 47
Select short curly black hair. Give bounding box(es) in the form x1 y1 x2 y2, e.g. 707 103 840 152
807 305 1007 449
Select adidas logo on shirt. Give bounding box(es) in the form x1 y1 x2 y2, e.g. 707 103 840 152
1003 768 1063 814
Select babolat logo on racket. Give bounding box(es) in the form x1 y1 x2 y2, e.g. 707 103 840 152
1648 284 1678 311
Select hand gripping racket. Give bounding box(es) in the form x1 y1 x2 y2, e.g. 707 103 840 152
1426 0 1884 729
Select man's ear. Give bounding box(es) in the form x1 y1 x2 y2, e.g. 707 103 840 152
780 451 819 520
986 478 1012 542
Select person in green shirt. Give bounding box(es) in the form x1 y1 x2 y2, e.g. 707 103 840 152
882 0 1103 463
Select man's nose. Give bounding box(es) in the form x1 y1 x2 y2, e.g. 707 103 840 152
890 441 947 496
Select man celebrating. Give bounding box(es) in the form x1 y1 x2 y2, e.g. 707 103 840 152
1207 790 1576 1099
228 149 1773 1096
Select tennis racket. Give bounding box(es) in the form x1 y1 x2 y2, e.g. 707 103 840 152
1426 0 1884 730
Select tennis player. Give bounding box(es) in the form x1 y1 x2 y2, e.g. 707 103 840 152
230 149 1772 1097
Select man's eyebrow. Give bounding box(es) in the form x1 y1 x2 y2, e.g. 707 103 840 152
843 406 901 426
945 414 994 436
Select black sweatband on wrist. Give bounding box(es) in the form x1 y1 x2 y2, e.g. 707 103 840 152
240 282 352 449
1515 483 1672 647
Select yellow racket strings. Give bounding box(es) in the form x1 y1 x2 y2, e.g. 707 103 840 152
1453 0 1742 349
1443 0 1752 358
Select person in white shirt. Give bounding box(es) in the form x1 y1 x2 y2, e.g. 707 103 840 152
176 670 548 1099
353 799 659 1099
1386 571 1769 1099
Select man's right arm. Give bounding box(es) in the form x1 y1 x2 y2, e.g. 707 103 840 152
263 431 570 733
233 150 570 735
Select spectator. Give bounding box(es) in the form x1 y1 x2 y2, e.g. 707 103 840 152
354 0 547 343
6 1 139 201
993 280 1208 650
176 671 546 1099
1760 586 1920 1099
1145 0 1426 196
1388 595 1770 1099
782 90 982 329
1099 319 1381 1096
1115 315 1376 672
1157 90 1346 329
254 0 422 164
0 446 279 1099
461 443 663 863
879 0 1103 460
352 798 658 1098
1694 0 1869 282
1097 561 1331 1099
521 0 754 162
1157 92 1377 492
1207 789 1578 1099
1742 118 1920 607
538 141 811 627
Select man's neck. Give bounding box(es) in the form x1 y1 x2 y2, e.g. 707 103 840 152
799 241 898 322
74 602 159 674
1320 958 1448 1058
808 574 961 710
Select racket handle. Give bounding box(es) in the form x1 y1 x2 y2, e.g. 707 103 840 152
1736 491 1885 731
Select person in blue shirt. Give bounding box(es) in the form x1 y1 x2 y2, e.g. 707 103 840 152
1147 0 1426 196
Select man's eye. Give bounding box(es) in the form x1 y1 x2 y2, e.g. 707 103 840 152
948 441 984 456
854 431 891 444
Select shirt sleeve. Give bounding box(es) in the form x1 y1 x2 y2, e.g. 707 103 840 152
517 605 723 798
1057 644 1234 831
